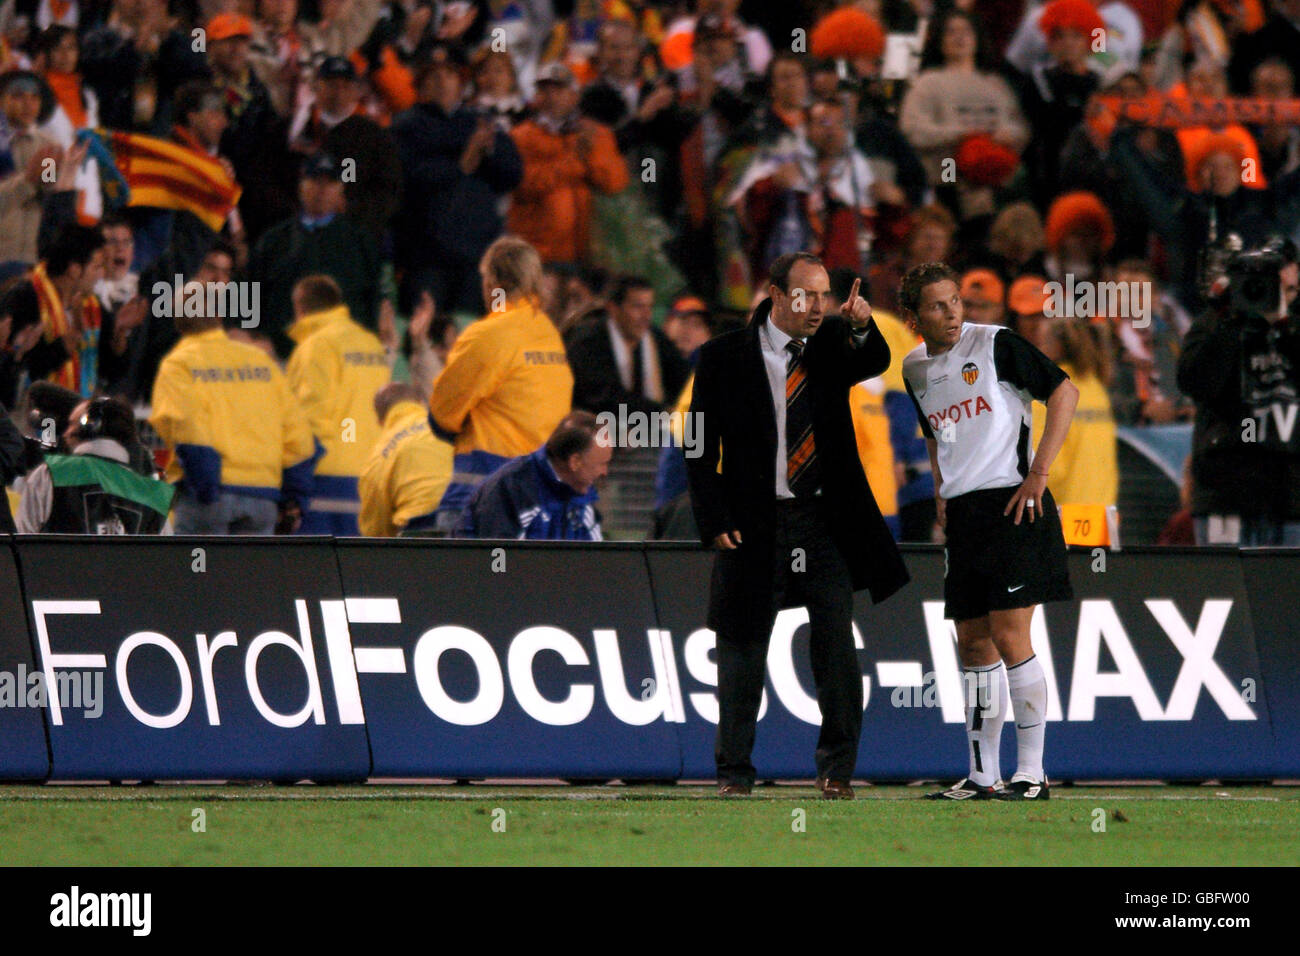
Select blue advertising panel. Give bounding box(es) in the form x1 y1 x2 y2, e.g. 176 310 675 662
646 544 1278 781
334 539 681 779
17 537 370 781
1240 550 1300 776
1 537 1293 782
0 538 51 780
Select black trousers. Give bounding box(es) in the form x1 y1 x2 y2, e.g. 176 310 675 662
715 496 860 785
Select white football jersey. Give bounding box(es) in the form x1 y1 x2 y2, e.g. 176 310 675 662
902 323 1067 499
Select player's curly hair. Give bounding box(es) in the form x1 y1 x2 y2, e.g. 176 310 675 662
899 262 959 315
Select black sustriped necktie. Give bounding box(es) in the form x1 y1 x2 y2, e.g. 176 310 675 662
785 340 820 496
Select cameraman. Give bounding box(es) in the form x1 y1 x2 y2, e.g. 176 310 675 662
1178 242 1300 546
17 397 174 534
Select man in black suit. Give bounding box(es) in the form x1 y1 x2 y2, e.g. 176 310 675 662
566 275 691 416
687 252 909 799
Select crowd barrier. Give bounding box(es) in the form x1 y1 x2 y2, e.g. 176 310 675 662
1 535 1295 782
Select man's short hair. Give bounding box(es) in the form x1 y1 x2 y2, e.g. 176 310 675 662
373 382 426 423
766 48 808 83
173 80 223 128
481 235 543 301
45 223 105 277
769 252 824 293
99 211 132 234
204 239 237 265
36 24 76 57
546 410 601 462
606 274 653 306
293 274 344 314
899 262 959 315
174 280 221 335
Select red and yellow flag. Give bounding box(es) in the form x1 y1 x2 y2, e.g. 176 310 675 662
104 130 241 232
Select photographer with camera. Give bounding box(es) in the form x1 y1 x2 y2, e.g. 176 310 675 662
1178 240 1300 546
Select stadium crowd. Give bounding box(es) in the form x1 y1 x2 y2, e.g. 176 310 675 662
0 0 1296 545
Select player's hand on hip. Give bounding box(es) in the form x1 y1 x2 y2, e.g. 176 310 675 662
839 277 873 329
713 530 743 550
1005 472 1049 525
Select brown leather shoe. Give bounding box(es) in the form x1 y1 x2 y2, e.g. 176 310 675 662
717 782 753 797
819 780 855 800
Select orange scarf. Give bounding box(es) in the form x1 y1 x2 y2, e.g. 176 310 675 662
45 70 86 129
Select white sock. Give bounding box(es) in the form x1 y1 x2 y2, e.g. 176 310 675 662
1007 655 1048 783
962 662 1006 787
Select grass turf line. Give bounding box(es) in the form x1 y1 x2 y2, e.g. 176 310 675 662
0 786 1296 866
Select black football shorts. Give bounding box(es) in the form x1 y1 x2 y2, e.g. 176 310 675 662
942 485 1073 622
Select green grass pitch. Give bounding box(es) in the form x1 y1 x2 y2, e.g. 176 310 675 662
1 784 1296 866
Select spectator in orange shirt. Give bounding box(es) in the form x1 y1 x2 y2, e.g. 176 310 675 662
507 62 628 265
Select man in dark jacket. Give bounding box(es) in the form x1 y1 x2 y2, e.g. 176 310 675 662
390 43 522 314
289 56 402 248
456 411 609 540
206 13 296 244
1178 245 1300 545
247 153 382 359
565 274 690 417
79 0 209 134
686 252 909 799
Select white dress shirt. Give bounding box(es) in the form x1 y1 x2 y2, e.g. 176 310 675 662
760 316 871 499
760 317 799 499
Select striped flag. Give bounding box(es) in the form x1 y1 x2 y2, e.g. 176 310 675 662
101 130 241 232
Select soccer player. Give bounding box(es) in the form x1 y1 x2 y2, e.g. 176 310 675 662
899 263 1078 800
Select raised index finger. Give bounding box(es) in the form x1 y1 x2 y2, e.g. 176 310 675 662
849 277 861 305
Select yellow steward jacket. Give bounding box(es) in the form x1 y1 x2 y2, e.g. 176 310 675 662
1032 362 1118 506
873 309 919 393
428 296 573 457
286 305 392 480
150 327 318 501
851 377 899 519
358 400 453 536
850 311 914 520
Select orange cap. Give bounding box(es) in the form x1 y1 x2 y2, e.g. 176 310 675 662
960 269 1005 305
207 13 253 42
1007 275 1050 316
660 30 694 71
669 294 709 316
